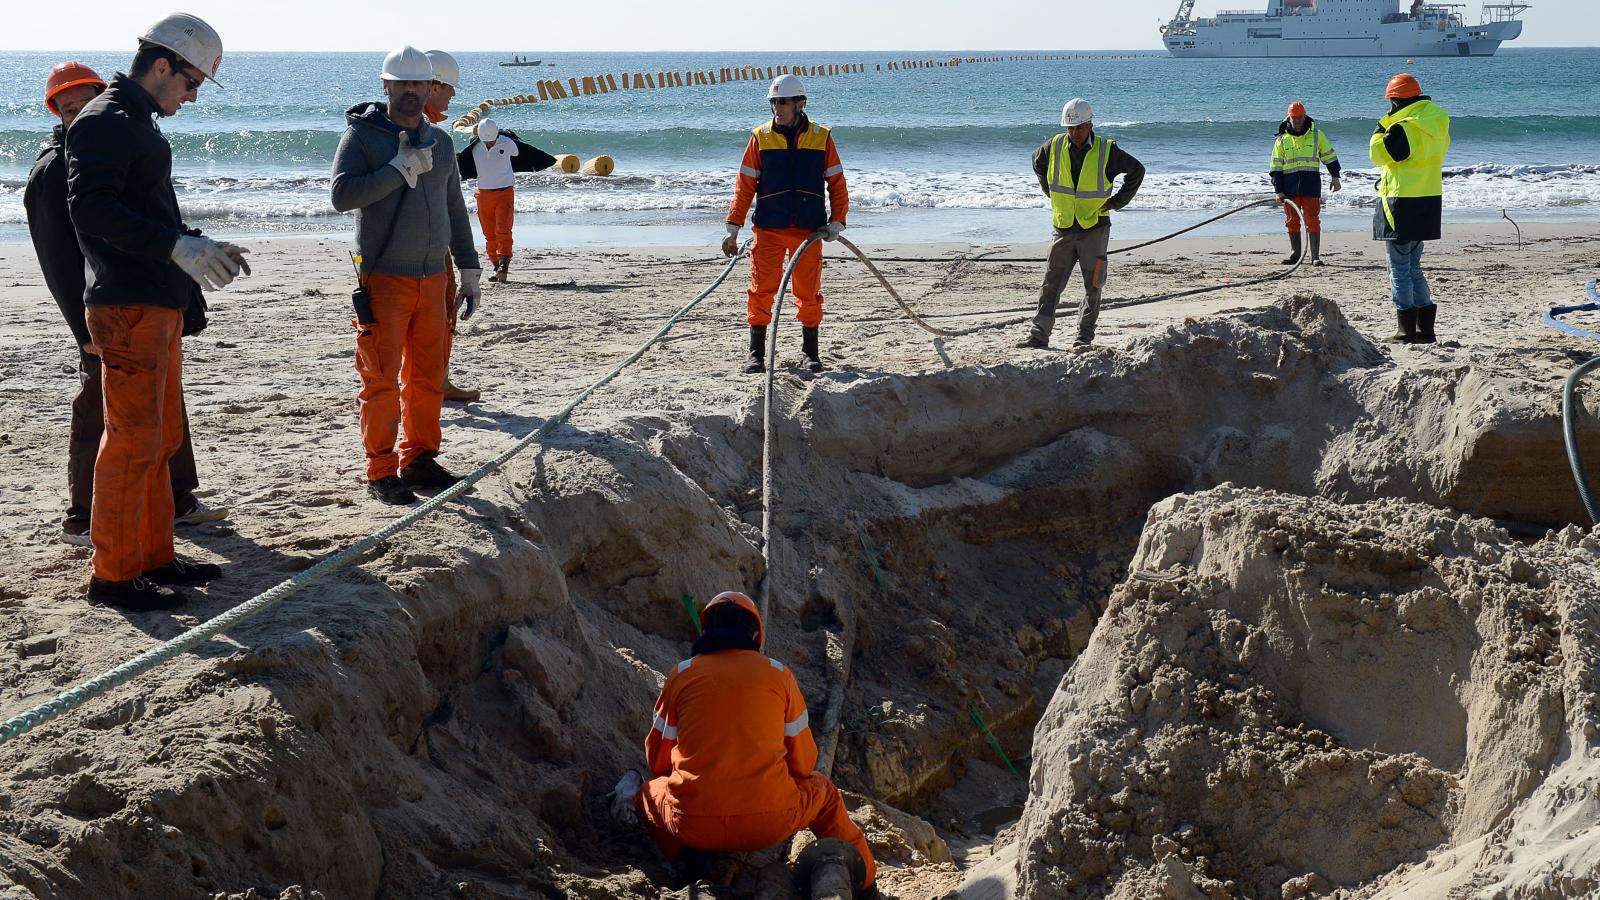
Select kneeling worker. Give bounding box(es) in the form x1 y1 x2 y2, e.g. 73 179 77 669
723 74 849 374
1018 97 1143 349
619 591 877 893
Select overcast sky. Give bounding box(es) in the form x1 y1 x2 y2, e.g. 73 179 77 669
3 1 1589 51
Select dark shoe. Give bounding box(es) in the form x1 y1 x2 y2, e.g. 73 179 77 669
1281 232 1303 265
442 377 481 403
745 325 767 374
801 326 823 372
400 455 461 489
1015 334 1048 349
1416 304 1437 344
144 557 222 586
61 522 92 548
87 576 186 611
368 475 418 505
1309 233 1323 266
1388 307 1420 344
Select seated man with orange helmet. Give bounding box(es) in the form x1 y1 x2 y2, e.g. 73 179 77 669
615 590 877 893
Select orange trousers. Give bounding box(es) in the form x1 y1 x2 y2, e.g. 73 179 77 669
476 187 515 262
637 772 876 889
355 272 449 481
747 227 824 328
85 305 184 582
1284 195 1323 235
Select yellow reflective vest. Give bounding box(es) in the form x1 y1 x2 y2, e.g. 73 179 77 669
1046 133 1116 231
1370 99 1451 233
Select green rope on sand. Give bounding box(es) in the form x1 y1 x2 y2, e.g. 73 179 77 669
680 593 702 633
0 245 751 747
969 703 1020 776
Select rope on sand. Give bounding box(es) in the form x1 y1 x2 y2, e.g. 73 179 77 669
0 246 752 747
1544 278 1600 525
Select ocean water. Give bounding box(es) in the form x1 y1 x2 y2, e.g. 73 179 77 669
1 48 1597 245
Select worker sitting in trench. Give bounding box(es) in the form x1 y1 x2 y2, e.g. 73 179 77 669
611 590 877 893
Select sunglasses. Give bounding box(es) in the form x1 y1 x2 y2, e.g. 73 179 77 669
770 97 805 106
174 68 202 92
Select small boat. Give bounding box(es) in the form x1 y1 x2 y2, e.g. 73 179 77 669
498 57 543 67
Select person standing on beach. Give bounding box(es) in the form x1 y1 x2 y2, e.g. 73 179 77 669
1018 98 1144 350
1371 73 1450 345
26 59 228 551
65 14 246 610
722 74 849 375
331 45 481 506
1270 100 1341 267
422 48 480 405
455 118 557 282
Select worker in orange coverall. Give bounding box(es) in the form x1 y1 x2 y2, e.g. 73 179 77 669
722 74 849 375
611 590 877 893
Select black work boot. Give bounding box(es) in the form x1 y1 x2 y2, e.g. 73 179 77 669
1388 308 1419 344
368 475 418 506
1309 233 1323 267
1281 232 1303 265
1415 304 1438 344
801 326 823 372
744 326 767 374
87 576 186 611
144 557 222 586
400 454 462 489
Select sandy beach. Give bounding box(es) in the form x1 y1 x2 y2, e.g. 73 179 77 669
2 222 1600 899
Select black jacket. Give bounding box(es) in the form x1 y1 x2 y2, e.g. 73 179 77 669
1031 132 1146 235
1372 96 1442 243
24 125 91 348
456 130 558 180
66 74 200 311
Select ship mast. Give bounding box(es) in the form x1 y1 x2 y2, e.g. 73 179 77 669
1161 0 1198 34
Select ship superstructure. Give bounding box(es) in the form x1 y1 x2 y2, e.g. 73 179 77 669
1161 0 1530 57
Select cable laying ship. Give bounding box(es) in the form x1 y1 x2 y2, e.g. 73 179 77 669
1162 0 1531 57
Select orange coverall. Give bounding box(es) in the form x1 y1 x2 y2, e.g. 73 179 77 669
728 123 849 328
355 272 449 480
637 597 876 889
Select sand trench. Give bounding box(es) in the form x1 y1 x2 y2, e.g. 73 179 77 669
2 292 1599 899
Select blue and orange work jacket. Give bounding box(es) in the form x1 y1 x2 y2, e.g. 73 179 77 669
728 115 848 232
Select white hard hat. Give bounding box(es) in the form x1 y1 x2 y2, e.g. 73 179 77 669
425 50 460 89
768 74 806 100
139 12 224 87
477 119 499 142
381 45 433 82
1061 98 1093 127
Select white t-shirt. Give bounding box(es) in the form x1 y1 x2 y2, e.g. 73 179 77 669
471 139 519 190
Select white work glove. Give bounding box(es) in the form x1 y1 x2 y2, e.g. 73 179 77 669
721 222 740 257
387 133 433 189
170 234 241 290
1330 178 1342 193
819 221 845 242
456 268 482 320
1275 192 1288 204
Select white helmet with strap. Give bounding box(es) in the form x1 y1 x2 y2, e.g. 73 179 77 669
139 12 225 87
768 74 806 100
425 50 460 89
1061 97 1093 127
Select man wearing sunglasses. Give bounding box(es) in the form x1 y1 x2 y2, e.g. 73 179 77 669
723 74 849 374
65 12 247 611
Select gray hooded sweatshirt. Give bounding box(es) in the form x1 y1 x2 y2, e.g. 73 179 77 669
331 102 479 276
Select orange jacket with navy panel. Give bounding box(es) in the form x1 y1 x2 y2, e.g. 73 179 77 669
727 115 848 232
645 646 817 818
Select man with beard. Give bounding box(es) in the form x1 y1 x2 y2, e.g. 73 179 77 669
330 45 481 506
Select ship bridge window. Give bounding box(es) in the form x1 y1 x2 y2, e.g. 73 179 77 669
1249 27 1284 38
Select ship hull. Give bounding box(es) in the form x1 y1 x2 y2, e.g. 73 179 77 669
1165 17 1523 58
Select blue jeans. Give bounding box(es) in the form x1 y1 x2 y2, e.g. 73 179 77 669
1386 240 1432 310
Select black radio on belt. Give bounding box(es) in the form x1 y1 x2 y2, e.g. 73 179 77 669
348 252 376 325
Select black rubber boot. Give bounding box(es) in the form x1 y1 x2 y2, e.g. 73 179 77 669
1388 308 1419 344
1309 233 1323 267
744 326 767 374
1415 304 1437 344
1281 232 1302 265
801 326 823 372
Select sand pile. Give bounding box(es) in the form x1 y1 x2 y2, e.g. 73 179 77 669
3 289 1597 899
1008 485 1600 899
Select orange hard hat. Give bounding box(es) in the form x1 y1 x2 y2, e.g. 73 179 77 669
45 61 106 115
702 591 764 648
1385 73 1422 100
1287 101 1307 117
